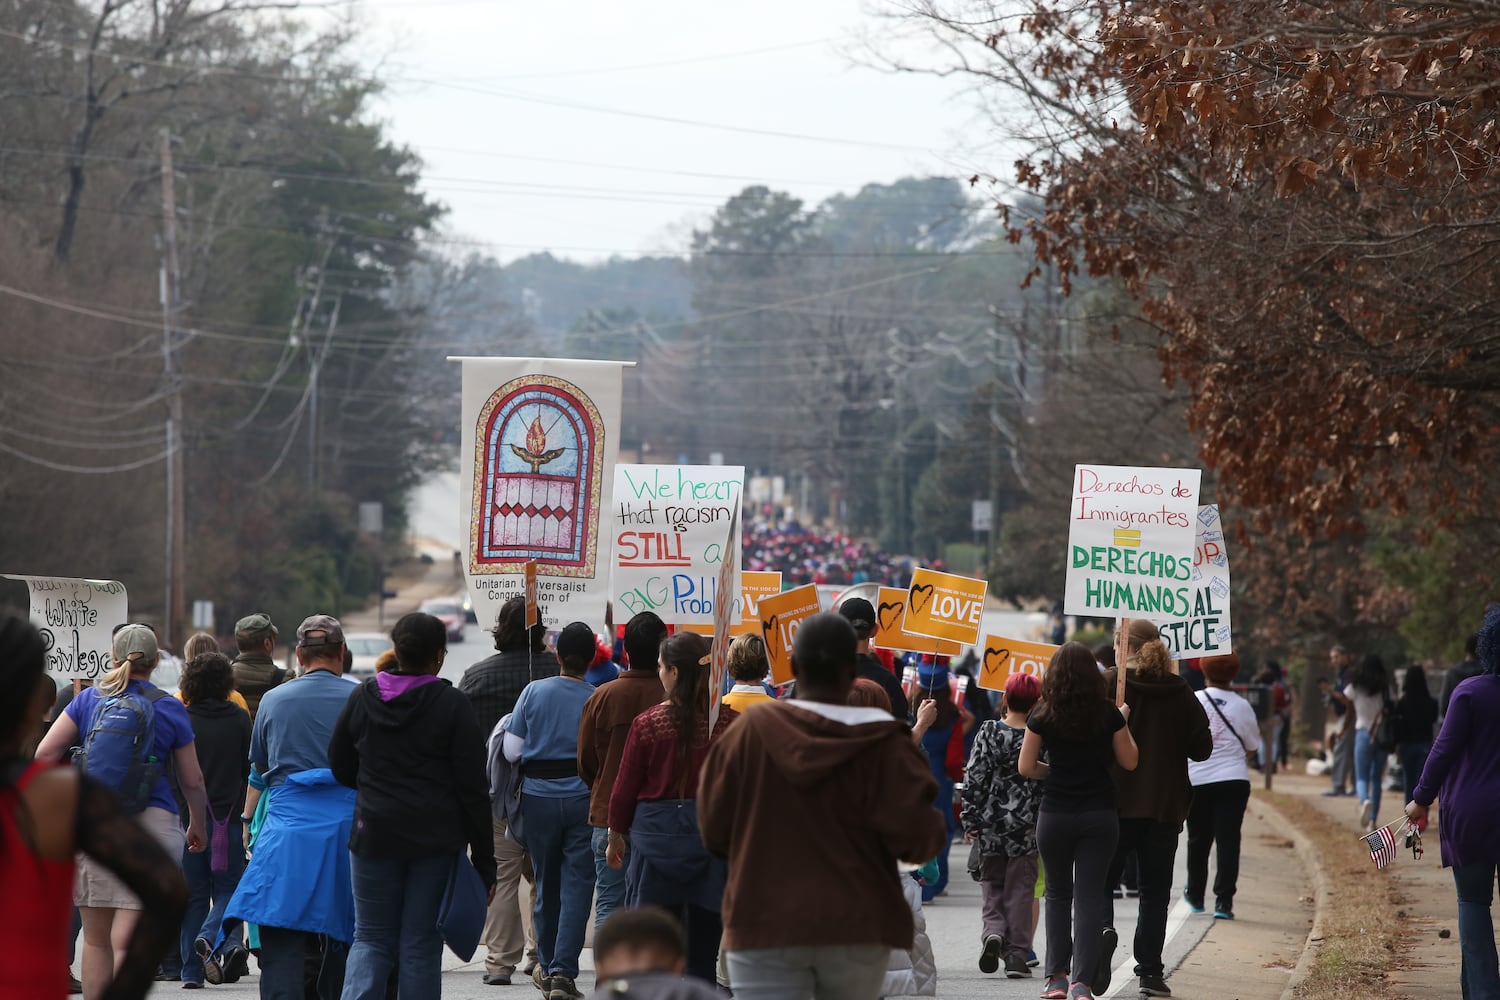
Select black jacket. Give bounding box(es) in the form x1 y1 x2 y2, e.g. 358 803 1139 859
185 699 252 820
857 652 910 721
328 677 497 886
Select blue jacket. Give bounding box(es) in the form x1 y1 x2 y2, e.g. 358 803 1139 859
225 768 357 941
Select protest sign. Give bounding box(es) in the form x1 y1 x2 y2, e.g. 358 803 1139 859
460 357 625 629
871 586 963 656
977 635 1060 693
3 575 127 680
1063 464 1202 618
683 571 782 638
610 464 744 626
1157 505 1233 659
523 560 539 629
708 508 740 730
757 584 821 685
902 568 987 646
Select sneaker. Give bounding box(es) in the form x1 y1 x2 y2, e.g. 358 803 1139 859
547 978 583 1000
1041 975 1069 999
181 982 203 991
1358 799 1374 827
979 934 1004 974
1069 983 1095 1000
221 945 250 984
1213 909 1234 920
1140 973 1173 996
1005 952 1032 978
1095 926 1118 994
483 972 514 986
532 965 551 993
195 938 223 986
1182 891 1204 913
1028 950 1040 967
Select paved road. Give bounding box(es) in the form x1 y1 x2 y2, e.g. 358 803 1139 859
143 834 1213 999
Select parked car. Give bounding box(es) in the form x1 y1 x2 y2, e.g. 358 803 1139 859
420 599 467 642
345 631 394 680
459 590 478 624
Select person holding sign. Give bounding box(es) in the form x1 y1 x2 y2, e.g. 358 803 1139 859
1019 643 1138 1000
913 659 972 903
606 632 739 985
838 599 909 721
1101 620 1211 999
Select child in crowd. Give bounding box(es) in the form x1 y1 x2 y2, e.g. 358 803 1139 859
881 859 940 997
587 908 722 1000
961 672 1045 979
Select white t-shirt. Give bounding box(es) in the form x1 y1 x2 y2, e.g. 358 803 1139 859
1344 684 1384 731
1189 687 1260 786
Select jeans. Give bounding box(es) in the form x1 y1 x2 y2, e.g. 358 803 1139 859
726 944 890 1000
340 852 449 1000
1106 818 1181 980
1185 780 1250 912
1453 863 1500 1000
979 853 1038 958
259 925 347 1000
592 826 627 929
1353 728 1388 824
1037 808 1118 988
1400 743 1432 805
179 817 246 982
521 793 595 979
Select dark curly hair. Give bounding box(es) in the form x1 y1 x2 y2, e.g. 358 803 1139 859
180 651 235 705
1029 641 1114 740
491 595 547 654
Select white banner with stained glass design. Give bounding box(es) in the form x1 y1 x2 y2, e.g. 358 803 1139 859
459 358 625 632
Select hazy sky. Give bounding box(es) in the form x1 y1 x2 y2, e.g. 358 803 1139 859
340 0 983 262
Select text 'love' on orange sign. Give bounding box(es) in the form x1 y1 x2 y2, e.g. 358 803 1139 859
871 586 964 656
757 584 821 686
902 568 987 647
976 635 1060 693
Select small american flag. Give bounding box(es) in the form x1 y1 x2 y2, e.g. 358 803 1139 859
1365 825 1398 869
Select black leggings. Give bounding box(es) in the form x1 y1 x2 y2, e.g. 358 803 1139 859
1037 808 1119 988
1185 779 1250 912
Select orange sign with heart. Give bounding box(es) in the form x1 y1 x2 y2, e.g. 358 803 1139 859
976 635 1060 693
757 584 821 685
902 568 987 646
871 586 963 655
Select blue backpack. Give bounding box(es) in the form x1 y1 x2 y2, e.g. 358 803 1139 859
76 685 169 814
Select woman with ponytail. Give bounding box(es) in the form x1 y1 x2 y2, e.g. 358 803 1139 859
1099 620 1212 999
1 616 187 1000
605 632 739 984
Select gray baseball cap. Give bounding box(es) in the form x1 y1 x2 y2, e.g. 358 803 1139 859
112 623 159 665
296 614 345 648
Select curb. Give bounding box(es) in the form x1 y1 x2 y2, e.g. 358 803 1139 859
1246 792 1327 1000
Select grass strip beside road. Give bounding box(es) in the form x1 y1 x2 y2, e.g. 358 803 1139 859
1269 791 1408 999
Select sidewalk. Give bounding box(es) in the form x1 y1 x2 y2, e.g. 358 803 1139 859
1270 768 1462 999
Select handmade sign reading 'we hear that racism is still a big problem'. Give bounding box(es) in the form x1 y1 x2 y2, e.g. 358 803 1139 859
1063 464 1202 619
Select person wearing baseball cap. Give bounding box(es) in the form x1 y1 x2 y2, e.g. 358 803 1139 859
231 613 285 720
225 613 358 997
501 621 600 999
838 597 909 722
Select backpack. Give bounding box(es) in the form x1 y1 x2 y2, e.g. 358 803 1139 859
76 685 169 815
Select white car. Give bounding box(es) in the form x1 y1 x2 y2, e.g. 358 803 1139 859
345 632 393 680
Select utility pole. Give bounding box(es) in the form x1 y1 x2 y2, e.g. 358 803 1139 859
307 293 341 495
159 129 186 651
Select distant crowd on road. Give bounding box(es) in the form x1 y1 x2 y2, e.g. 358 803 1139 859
4 593 1500 1000
741 517 918 588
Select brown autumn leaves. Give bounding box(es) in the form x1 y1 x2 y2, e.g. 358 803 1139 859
981 1 1500 536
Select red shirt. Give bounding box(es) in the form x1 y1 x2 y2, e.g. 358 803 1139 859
1 762 74 1000
608 703 739 832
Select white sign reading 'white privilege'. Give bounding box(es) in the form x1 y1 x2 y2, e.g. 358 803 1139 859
3 575 128 679
1063 464 1203 618
1156 505 1233 659
610 464 743 625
